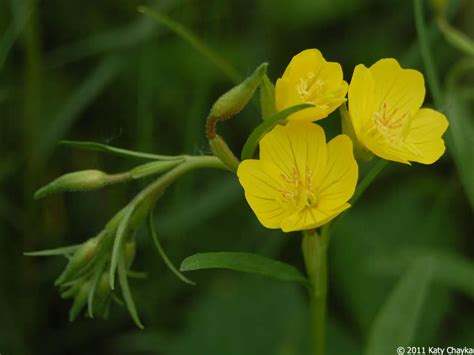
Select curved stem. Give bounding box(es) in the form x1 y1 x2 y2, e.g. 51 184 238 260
147 208 195 285
351 159 388 206
302 228 329 355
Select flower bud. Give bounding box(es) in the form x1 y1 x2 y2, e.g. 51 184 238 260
209 135 240 172
207 63 268 140
55 237 99 285
35 170 111 199
209 62 268 121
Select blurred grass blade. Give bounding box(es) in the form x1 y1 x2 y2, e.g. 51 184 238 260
372 249 474 300
436 16 474 57
0 1 33 70
444 91 474 208
60 140 180 161
259 74 276 120
47 19 156 67
39 55 123 160
241 104 313 160
24 244 80 256
433 252 474 299
148 211 195 285
138 6 241 83
180 252 307 284
365 257 435 355
118 253 144 329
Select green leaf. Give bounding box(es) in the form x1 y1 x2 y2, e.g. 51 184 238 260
117 253 144 329
110 205 135 290
180 252 307 284
24 244 80 257
365 257 435 355
87 261 106 318
240 104 313 160
60 140 182 161
148 211 195 285
259 74 276 120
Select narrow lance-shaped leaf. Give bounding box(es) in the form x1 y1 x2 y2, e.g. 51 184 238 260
240 104 313 160
109 205 135 289
180 252 307 284
24 244 81 257
117 253 144 329
148 212 195 285
60 140 182 161
365 257 435 355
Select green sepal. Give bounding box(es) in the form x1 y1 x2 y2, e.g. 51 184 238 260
259 73 276 120
339 104 373 161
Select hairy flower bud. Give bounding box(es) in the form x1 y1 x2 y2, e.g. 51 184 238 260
35 170 112 199
210 63 268 121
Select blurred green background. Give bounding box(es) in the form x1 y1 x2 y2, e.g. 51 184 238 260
1 0 473 354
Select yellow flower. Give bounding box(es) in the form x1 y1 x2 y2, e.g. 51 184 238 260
275 49 348 122
348 58 449 164
237 121 358 232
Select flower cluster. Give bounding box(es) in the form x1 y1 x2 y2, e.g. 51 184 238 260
237 49 449 232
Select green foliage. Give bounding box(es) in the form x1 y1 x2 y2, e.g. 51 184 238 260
181 252 307 284
1 0 473 353
366 257 435 355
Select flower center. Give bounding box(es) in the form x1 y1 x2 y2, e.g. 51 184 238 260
278 167 317 212
297 71 326 105
372 102 409 142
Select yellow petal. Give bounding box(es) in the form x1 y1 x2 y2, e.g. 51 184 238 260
317 135 358 211
259 121 327 188
402 108 449 164
281 49 325 82
281 203 350 232
363 134 411 164
348 64 375 141
275 49 347 122
369 58 425 118
237 160 286 229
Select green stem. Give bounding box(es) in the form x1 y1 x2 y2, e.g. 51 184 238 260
414 0 443 107
351 159 388 206
302 228 329 355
